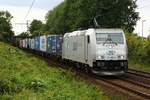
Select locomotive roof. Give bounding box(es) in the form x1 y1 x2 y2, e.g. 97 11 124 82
64 28 124 37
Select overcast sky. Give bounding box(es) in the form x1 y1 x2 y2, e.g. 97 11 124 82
0 0 150 37
135 0 150 37
0 0 63 35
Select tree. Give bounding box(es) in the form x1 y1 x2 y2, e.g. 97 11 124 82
17 32 29 38
0 11 14 42
29 19 44 35
45 2 67 34
45 0 139 34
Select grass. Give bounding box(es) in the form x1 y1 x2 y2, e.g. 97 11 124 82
128 58 150 72
0 42 116 100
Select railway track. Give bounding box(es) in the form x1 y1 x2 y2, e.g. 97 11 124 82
47 59 150 99
128 69 150 79
98 77 150 100
24 50 150 99
119 76 150 89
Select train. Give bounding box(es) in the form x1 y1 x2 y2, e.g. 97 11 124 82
19 28 128 75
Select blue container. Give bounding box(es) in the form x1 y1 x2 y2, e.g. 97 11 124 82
51 36 57 53
34 36 40 50
47 36 51 53
47 35 62 56
56 36 63 55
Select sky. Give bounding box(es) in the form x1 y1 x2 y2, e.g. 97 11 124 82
0 0 63 35
135 0 150 37
0 0 150 37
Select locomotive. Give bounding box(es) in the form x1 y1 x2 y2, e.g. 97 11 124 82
19 28 128 75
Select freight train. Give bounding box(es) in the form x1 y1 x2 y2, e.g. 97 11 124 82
19 28 128 75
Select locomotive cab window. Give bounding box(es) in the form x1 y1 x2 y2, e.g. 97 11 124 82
96 33 124 44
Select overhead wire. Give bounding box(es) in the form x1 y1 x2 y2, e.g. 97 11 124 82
24 0 36 20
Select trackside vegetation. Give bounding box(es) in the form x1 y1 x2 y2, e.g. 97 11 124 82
0 42 122 100
126 33 150 72
0 11 14 43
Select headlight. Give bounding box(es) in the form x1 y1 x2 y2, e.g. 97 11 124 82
98 56 104 59
120 56 124 59
118 55 125 59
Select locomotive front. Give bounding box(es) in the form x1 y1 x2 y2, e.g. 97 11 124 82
92 29 128 75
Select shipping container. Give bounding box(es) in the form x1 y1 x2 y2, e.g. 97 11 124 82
30 38 32 49
56 36 63 55
19 40 23 48
40 35 47 52
27 38 30 48
22 39 26 48
28 38 31 49
34 36 40 50
47 36 52 53
47 35 62 56
31 38 35 49
25 39 28 48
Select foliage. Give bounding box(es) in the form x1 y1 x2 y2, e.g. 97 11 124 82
0 42 111 99
0 11 14 42
126 33 150 65
128 59 150 72
0 79 22 95
17 32 29 38
45 0 139 34
29 19 44 36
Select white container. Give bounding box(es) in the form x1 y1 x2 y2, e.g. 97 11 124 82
22 39 26 48
25 38 28 48
40 35 47 52
19 40 23 48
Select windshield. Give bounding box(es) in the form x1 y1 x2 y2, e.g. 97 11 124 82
96 33 124 44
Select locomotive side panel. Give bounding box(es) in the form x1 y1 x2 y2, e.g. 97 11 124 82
62 31 87 64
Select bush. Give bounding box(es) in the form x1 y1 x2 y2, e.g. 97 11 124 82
0 78 22 95
145 37 150 63
26 79 46 92
126 33 150 64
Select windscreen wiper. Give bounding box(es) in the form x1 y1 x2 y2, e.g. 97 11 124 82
111 41 118 45
103 38 111 46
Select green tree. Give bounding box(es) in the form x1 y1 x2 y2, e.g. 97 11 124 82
0 11 14 42
126 32 150 64
145 36 150 63
45 0 139 34
45 2 66 34
17 32 29 38
29 19 44 35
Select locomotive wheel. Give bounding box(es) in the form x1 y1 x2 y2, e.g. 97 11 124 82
84 65 91 73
